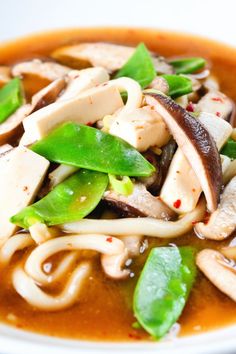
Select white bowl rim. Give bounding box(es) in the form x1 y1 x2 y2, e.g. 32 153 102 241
0 322 236 354
0 25 236 354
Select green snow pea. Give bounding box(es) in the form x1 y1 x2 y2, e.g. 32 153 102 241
162 74 193 98
115 43 156 89
170 57 206 74
11 169 108 228
221 138 236 159
31 122 155 177
133 246 197 339
0 78 23 123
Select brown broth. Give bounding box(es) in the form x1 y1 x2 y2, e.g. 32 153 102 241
0 27 236 342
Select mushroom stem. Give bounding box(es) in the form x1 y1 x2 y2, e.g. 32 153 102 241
195 176 236 240
197 249 236 302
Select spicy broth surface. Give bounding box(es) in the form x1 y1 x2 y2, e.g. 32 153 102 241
0 27 236 341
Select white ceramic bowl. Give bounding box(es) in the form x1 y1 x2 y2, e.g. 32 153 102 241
0 0 236 353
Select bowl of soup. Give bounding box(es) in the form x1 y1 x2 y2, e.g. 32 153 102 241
0 1 236 354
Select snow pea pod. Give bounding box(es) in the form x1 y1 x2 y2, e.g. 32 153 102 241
11 169 108 228
221 138 236 159
114 43 156 89
0 78 23 123
170 57 206 74
133 246 196 339
31 122 155 177
162 74 192 98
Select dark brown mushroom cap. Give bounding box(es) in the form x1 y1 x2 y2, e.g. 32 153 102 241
145 93 222 212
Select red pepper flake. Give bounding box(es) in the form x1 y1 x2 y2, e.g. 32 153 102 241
128 333 141 340
192 220 198 225
215 111 221 117
192 188 196 192
212 97 223 103
86 122 93 126
203 211 210 225
106 237 113 243
186 102 195 112
23 186 28 192
173 199 181 209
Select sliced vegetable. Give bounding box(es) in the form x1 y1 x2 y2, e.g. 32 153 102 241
11 169 108 228
108 174 134 196
31 122 155 177
115 43 156 89
133 246 196 339
162 75 192 98
170 57 206 74
145 92 222 212
221 139 236 159
0 78 23 123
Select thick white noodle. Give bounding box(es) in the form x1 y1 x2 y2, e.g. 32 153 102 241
62 198 205 238
49 165 79 188
101 235 142 279
108 77 143 114
101 248 129 279
0 232 78 285
42 251 78 285
12 262 91 311
0 233 34 265
29 222 57 244
121 235 143 256
25 234 125 284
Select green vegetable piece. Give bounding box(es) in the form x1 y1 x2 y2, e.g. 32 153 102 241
221 138 236 159
11 169 108 228
108 174 134 196
162 74 193 98
0 78 23 123
115 43 156 89
170 57 206 74
31 122 155 177
133 246 196 339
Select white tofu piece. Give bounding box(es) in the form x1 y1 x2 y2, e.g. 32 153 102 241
58 67 109 101
196 91 233 120
21 84 123 145
160 113 232 213
109 107 170 152
0 146 49 244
